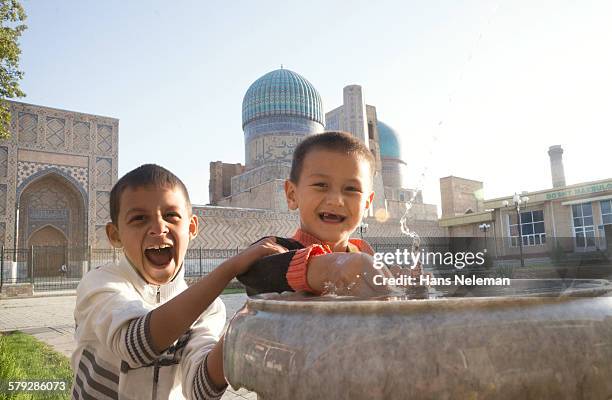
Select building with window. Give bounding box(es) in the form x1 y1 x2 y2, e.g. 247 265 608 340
439 146 612 262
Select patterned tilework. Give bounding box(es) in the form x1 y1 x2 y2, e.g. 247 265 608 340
46 117 65 148
189 206 446 250
18 112 38 144
377 121 402 159
190 206 299 249
0 184 6 216
0 147 7 177
73 121 90 151
242 69 324 128
17 162 88 191
3 100 119 250
96 191 110 223
231 163 291 194
97 124 112 153
245 133 307 168
95 225 110 247
95 158 112 185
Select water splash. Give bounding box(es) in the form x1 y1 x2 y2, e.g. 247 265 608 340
399 201 421 261
321 280 356 297
396 1 502 271
331 3 503 299
321 281 339 296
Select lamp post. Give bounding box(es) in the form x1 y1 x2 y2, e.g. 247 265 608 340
359 221 369 239
479 223 491 248
503 193 529 268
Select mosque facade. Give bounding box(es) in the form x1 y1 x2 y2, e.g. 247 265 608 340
200 68 443 249
0 101 118 253
209 68 325 211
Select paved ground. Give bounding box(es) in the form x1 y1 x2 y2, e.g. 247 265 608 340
0 292 256 400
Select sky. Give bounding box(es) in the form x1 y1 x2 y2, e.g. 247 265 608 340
17 0 612 212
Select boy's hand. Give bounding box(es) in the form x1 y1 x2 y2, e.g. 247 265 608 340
232 237 287 276
307 253 402 298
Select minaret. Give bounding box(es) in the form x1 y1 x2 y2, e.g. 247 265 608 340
548 145 566 188
342 85 370 149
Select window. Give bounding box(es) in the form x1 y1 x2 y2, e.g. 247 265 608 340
601 200 612 225
508 210 545 247
598 199 612 241
572 203 595 248
368 122 374 140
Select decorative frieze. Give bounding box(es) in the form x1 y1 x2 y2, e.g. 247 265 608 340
45 117 65 149
18 112 38 144
73 121 90 151
97 124 112 154
95 158 112 185
96 191 110 223
17 161 88 193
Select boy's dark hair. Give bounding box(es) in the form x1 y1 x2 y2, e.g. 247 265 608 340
289 131 376 183
109 164 191 225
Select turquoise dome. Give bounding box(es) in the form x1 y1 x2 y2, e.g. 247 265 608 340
242 68 324 128
377 121 402 159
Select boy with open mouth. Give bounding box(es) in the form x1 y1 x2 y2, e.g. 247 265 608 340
71 164 286 399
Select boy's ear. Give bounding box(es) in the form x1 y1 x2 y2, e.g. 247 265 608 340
188 213 198 240
365 191 375 210
284 180 299 210
106 223 122 248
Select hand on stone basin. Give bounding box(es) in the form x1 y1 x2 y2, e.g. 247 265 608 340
306 252 403 297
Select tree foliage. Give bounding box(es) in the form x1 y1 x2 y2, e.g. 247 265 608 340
0 0 26 140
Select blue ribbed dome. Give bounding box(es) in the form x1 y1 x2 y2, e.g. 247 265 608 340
242 69 324 128
377 121 402 159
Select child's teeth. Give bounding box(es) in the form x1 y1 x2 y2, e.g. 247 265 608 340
147 244 171 250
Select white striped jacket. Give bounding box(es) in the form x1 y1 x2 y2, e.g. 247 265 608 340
71 255 227 399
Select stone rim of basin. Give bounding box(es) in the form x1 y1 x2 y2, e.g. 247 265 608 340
244 278 612 312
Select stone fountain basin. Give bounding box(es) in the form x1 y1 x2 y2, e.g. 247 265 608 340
224 279 612 400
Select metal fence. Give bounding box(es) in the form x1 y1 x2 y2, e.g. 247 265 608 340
0 246 242 292
1 236 609 293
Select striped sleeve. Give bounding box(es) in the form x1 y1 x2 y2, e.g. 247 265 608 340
193 353 227 400
72 348 120 400
124 312 160 366
286 244 330 293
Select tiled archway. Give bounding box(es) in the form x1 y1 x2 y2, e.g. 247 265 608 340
17 173 86 249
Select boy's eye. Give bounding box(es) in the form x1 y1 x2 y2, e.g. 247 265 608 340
312 182 327 188
165 212 181 220
129 215 145 223
345 186 362 192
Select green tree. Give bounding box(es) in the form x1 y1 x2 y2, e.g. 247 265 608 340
0 0 26 140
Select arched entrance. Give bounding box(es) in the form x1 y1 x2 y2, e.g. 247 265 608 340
17 172 86 249
17 172 87 282
29 225 68 247
28 225 68 277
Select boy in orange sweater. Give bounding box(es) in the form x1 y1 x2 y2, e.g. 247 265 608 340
239 131 419 297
